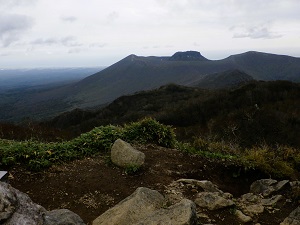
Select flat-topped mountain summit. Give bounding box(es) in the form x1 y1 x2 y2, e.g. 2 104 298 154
169 51 209 61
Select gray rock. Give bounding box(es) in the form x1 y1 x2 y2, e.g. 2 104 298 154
0 182 85 225
235 209 252 223
44 209 85 225
239 193 262 204
0 181 45 225
176 179 222 193
250 179 289 197
280 206 300 225
92 187 164 225
111 139 145 168
243 204 264 216
194 192 234 210
261 195 284 206
135 199 197 225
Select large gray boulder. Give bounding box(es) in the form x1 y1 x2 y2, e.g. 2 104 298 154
92 187 164 225
0 182 85 225
135 199 197 225
44 209 86 225
111 139 145 168
0 181 45 225
92 187 198 225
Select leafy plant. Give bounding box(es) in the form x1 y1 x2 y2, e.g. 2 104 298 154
124 164 141 175
241 145 296 178
123 117 177 148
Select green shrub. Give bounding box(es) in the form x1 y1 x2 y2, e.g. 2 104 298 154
0 118 176 170
178 138 236 160
123 118 176 148
241 145 296 178
124 164 141 175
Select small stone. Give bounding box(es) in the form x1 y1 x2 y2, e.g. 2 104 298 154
240 193 262 204
176 179 222 193
261 195 283 206
235 209 252 223
250 179 289 197
243 204 264 216
195 192 234 210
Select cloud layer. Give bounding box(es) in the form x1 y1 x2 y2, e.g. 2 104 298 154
0 0 299 68
0 14 34 47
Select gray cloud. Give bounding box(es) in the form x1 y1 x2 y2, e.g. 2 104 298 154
0 0 37 8
61 16 78 23
68 48 83 54
31 36 82 47
0 14 34 47
231 25 282 39
106 11 119 24
89 43 107 48
0 52 10 57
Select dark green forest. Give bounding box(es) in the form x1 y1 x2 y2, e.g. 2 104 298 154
41 80 300 148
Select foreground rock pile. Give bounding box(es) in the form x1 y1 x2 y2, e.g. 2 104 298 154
0 181 85 225
162 178 300 225
92 178 300 225
2 176 300 224
2 139 300 224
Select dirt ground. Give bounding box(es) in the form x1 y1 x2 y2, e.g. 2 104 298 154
9 144 297 225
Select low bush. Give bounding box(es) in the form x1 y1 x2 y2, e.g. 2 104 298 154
178 138 236 160
242 145 300 178
123 117 176 148
178 137 300 179
0 118 176 171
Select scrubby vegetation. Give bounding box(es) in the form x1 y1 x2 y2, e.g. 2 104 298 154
1 117 300 179
0 118 175 171
180 137 300 178
47 80 300 148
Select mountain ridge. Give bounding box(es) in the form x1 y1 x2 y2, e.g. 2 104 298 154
1 50 300 121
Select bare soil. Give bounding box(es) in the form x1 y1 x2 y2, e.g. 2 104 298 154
9 144 297 224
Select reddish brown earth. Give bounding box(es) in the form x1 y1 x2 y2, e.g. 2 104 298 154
9 144 297 225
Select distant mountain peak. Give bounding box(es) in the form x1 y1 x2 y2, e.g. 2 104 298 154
169 51 209 61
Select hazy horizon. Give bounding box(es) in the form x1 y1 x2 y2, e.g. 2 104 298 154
1 0 299 68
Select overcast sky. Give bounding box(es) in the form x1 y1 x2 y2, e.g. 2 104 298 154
0 0 300 68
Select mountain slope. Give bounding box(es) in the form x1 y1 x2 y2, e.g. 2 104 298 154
226 51 300 81
46 81 300 148
64 51 300 109
2 50 300 121
192 69 254 89
67 56 230 108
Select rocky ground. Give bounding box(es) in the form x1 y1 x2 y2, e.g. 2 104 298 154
8 144 300 224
